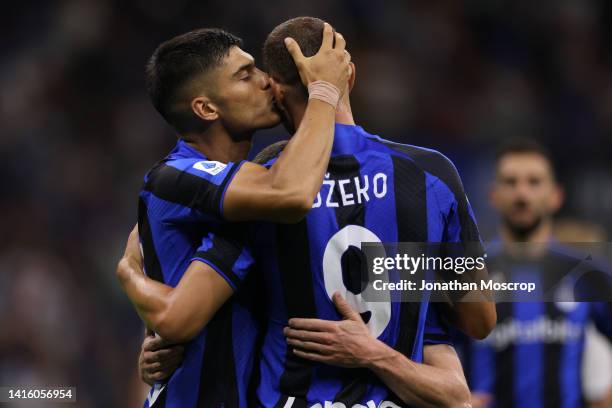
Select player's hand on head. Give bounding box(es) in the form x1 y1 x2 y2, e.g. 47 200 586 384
138 330 185 386
285 22 351 91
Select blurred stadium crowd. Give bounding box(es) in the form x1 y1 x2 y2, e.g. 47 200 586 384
1 0 611 405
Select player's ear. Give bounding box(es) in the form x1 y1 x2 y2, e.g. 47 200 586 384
269 77 285 106
348 62 356 93
192 96 219 122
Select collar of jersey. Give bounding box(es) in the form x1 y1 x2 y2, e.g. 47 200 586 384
170 138 208 160
332 123 368 155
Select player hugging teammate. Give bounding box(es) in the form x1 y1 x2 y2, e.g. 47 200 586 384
116 17 504 408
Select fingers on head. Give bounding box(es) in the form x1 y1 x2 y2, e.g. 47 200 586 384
344 50 351 64
321 23 334 49
334 32 346 50
284 37 305 64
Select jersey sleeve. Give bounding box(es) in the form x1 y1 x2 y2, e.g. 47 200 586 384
428 154 485 263
437 157 483 247
190 231 255 291
142 158 246 221
423 304 453 346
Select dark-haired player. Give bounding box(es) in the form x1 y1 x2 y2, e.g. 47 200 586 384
118 25 352 407
120 17 495 407
458 140 612 408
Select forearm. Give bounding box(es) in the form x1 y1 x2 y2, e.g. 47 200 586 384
441 265 497 339
365 342 470 408
117 257 233 342
443 301 496 340
117 257 172 331
268 99 336 202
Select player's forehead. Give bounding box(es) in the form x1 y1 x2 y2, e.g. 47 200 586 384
220 46 255 75
496 153 553 179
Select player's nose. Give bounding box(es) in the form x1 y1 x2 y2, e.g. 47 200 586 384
515 180 533 197
257 68 271 90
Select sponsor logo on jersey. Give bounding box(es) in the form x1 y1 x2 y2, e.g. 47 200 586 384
482 316 583 350
284 397 401 408
193 160 227 175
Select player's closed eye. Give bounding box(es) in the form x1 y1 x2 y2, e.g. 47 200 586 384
529 177 542 187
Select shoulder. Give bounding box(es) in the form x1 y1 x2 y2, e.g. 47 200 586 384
145 158 239 190
366 136 464 193
384 140 459 178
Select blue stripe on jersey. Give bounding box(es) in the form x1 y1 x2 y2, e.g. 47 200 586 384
232 298 261 408
425 172 448 242
561 306 587 408
513 301 545 408
410 302 429 363
166 332 206 407
219 160 246 217
469 338 495 393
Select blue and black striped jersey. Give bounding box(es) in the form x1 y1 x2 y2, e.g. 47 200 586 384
457 244 612 408
197 124 483 407
138 139 260 408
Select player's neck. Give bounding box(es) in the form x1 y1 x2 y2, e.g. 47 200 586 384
181 125 252 163
500 220 553 244
290 94 356 129
335 93 355 125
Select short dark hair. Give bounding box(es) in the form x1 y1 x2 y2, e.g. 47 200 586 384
495 138 557 179
263 17 326 96
145 28 242 133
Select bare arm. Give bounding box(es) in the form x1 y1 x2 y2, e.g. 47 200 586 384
445 300 497 340
116 227 233 343
440 264 496 339
284 293 471 408
367 343 470 408
223 24 351 223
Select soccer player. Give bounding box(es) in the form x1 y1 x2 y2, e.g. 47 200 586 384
118 25 352 407
458 140 612 408
120 17 495 407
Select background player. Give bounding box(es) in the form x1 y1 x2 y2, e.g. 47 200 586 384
458 139 612 408
121 24 352 407
120 16 495 407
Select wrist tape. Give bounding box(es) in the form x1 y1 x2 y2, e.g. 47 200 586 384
307 80 341 108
